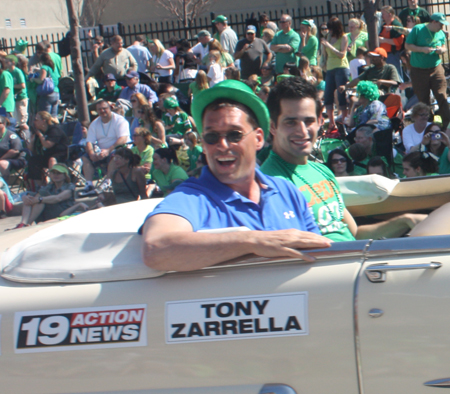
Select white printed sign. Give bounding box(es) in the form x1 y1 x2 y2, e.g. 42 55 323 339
166 292 308 343
14 305 147 353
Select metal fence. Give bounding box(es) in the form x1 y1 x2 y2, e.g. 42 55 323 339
1 0 449 73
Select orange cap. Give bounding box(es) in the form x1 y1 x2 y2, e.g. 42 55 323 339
368 47 388 58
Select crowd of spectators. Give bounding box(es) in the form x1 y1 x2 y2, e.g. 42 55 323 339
0 4 449 231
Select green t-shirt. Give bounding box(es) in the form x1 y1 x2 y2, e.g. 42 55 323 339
0 70 15 113
97 84 122 102
162 111 192 136
10 67 28 101
151 163 188 196
271 29 301 74
398 7 431 26
49 52 62 80
346 31 368 61
439 147 450 174
406 23 446 69
301 35 318 66
261 152 355 242
187 145 203 171
189 81 206 98
132 145 154 180
41 65 60 93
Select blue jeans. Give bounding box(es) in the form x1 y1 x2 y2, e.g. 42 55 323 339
324 67 350 110
387 52 403 83
38 92 60 117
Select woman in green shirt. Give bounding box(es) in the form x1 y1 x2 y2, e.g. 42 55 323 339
299 20 319 66
32 53 59 117
151 147 188 196
402 150 439 177
346 18 368 62
185 131 203 176
131 127 154 181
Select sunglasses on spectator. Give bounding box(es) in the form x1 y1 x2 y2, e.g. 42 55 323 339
279 20 289 23
321 27 328 30
130 99 137 103
331 158 347 164
261 67 271 70
203 130 253 145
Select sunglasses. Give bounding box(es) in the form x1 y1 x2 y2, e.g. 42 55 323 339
203 130 253 145
130 99 137 103
331 158 347 164
321 27 329 30
279 20 289 23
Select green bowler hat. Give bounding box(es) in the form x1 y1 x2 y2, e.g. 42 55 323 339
191 79 270 139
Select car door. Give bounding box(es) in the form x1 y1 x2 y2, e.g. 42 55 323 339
357 235 450 393
0 241 366 394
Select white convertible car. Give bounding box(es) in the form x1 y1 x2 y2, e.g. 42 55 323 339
1 175 450 394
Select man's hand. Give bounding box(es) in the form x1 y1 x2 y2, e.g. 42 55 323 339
98 149 110 159
422 47 435 54
248 229 331 262
338 85 346 93
89 152 100 162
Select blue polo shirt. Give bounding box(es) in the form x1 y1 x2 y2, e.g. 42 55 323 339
142 166 320 233
119 83 158 103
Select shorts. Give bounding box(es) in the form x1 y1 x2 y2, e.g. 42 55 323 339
6 158 26 171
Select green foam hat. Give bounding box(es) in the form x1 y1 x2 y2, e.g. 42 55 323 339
191 79 270 139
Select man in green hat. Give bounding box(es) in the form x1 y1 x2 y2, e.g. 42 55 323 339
141 80 330 271
405 12 450 133
212 15 238 55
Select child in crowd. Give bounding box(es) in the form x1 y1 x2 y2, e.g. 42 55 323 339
207 50 223 87
349 47 367 79
188 70 209 100
162 96 192 145
185 131 203 176
310 66 325 101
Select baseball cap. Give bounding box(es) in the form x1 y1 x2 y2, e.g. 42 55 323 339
125 71 139 79
301 20 312 26
368 47 388 58
103 73 116 81
246 25 257 34
191 79 270 138
196 30 211 38
164 96 179 109
212 15 227 23
50 164 69 175
431 13 449 25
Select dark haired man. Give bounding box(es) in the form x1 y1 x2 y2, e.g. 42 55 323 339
127 35 152 73
262 77 425 241
141 80 331 271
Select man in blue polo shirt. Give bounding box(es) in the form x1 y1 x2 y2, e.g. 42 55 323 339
119 70 158 104
141 80 330 271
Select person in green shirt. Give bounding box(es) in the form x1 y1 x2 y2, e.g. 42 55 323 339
162 96 192 144
398 0 431 26
402 150 439 177
0 58 15 117
31 53 60 117
270 14 301 74
184 131 203 175
131 127 154 181
151 147 188 196
262 77 424 240
298 20 318 66
5 54 28 127
97 73 122 103
405 13 450 132
346 18 368 62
